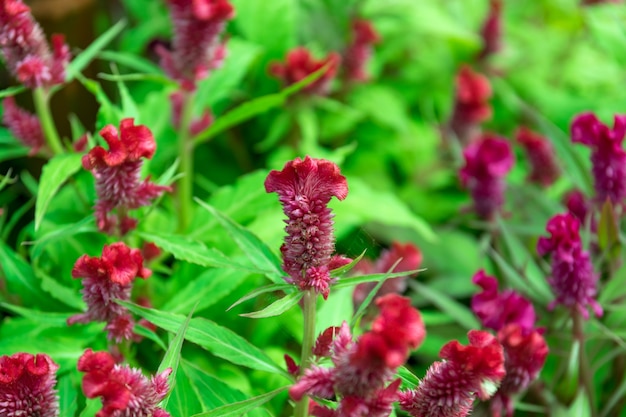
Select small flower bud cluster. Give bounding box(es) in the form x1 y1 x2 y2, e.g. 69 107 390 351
478 0 502 61
2 96 45 154
343 19 380 82
449 65 493 144
516 126 560 187
270 48 341 95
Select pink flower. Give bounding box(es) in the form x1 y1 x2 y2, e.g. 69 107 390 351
399 330 506 417
270 47 341 95
449 65 493 144
68 242 152 342
571 112 626 208
460 134 514 220
157 0 234 90
343 19 380 82
78 349 171 417
516 126 560 187
478 0 503 61
0 352 59 417
2 96 45 154
0 0 70 88
265 156 349 298
82 118 171 235
537 213 603 318
471 270 536 332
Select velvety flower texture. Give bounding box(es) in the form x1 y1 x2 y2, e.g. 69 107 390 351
82 118 171 235
265 156 349 299
0 0 70 88
68 242 151 342
449 65 492 144
478 0 502 61
78 349 171 417
2 96 45 155
343 19 380 82
537 213 603 318
399 330 505 417
460 134 514 220
158 0 234 90
270 47 341 95
471 270 536 333
0 353 59 417
290 294 425 417
353 241 422 309
571 112 626 208
516 126 560 187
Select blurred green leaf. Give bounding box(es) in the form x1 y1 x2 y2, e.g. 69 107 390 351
410 281 480 330
191 386 289 417
58 373 78 417
240 291 303 318
597 199 621 263
0 85 26 98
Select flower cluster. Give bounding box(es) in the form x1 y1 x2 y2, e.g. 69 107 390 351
68 242 152 342
564 189 591 225
270 47 341 95
399 330 505 417
343 19 380 82
290 294 425 416
78 349 171 417
478 0 502 61
0 352 60 417
2 96 45 155
449 65 492 144
537 212 603 318
460 134 514 220
265 156 350 299
516 126 560 187
82 118 171 235
0 0 70 89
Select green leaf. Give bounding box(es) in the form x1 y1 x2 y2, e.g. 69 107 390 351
134 323 167 350
97 50 162 73
397 366 421 389
31 216 96 260
330 250 366 277
598 198 621 262
409 281 481 330
0 303 72 327
351 261 402 327
58 373 78 417
159 308 194 409
183 361 250 409
34 153 83 231
0 85 26 99
80 399 102 417
166 366 204 416
191 386 289 417
332 268 426 290
240 291 303 318
230 0 297 53
227 283 293 312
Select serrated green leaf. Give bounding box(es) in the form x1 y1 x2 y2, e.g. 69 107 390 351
240 291 303 318
191 386 289 417
409 281 480 330
159 308 194 408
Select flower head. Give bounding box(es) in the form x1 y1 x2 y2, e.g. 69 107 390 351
270 47 341 95
2 96 45 155
399 330 505 417
460 134 514 220
265 156 348 298
449 65 492 144
78 349 171 417
516 126 560 187
83 118 171 235
343 19 380 82
564 189 591 225
0 0 70 88
478 0 502 61
0 352 59 417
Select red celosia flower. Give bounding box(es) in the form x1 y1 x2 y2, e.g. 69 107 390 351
537 213 603 318
0 352 59 417
78 349 171 417
449 65 493 144
0 0 70 88
571 113 626 208
270 47 341 95
265 156 349 299
343 19 380 82
353 241 422 308
170 90 213 135
490 324 548 417
82 118 171 235
564 189 592 227
2 96 45 155
68 242 152 341
516 126 560 187
399 330 505 417
471 270 537 332
460 134 514 220
157 0 234 90
478 0 502 61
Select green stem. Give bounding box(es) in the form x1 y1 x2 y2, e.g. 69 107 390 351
573 310 597 417
294 290 317 417
177 91 196 232
32 87 64 155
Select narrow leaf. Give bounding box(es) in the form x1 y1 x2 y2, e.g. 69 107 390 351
227 283 293 312
330 250 366 278
183 361 250 409
409 281 481 330
191 386 288 417
598 198 621 262
332 268 426 290
0 85 26 98
159 307 194 408
166 366 203 416
0 303 72 327
240 291 303 318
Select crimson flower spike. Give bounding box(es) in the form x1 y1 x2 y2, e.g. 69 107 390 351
265 156 350 299
449 65 493 144
0 353 60 417
2 96 45 155
516 126 560 187
270 47 341 95
478 0 503 61
343 18 380 83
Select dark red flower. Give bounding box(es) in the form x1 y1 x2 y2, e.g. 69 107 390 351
265 156 348 298
478 0 503 61
516 126 560 187
449 65 493 144
399 330 505 417
343 19 380 82
78 349 171 417
564 189 591 225
0 352 59 417
83 118 171 235
2 96 45 155
270 47 341 95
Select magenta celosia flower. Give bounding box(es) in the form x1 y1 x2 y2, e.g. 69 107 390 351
157 0 234 90
265 156 349 299
490 324 548 417
571 112 626 207
291 294 425 417
564 189 591 225
169 90 213 135
399 330 505 417
82 118 171 235
68 242 152 342
78 349 171 417
516 126 560 187
343 19 380 82
478 0 502 61
0 352 59 417
449 65 493 144
537 213 603 318
471 269 536 333
460 134 514 220
2 96 45 155
270 47 341 95
0 0 70 88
